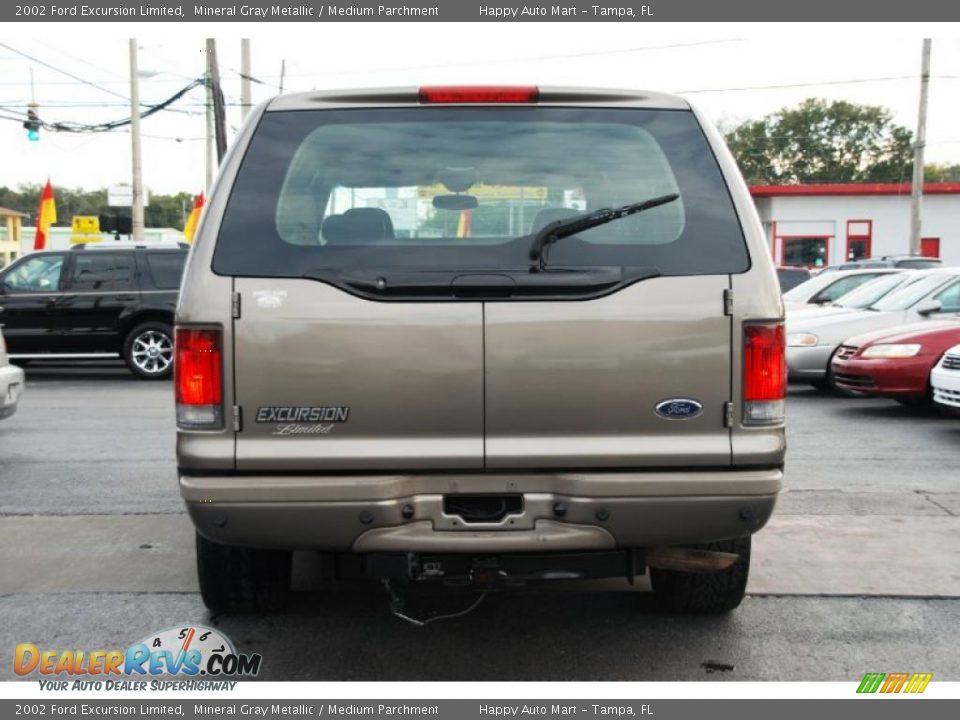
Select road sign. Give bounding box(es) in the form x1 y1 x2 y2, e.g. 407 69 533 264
108 184 150 207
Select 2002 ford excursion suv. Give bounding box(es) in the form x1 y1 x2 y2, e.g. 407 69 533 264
176 86 786 614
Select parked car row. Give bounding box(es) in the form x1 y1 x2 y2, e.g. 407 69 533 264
784 266 960 411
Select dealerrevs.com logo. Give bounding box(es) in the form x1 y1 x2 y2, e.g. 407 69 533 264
14 625 261 680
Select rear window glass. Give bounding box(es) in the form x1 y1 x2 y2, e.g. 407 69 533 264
777 268 811 291
896 259 941 269
146 253 186 289
213 108 748 277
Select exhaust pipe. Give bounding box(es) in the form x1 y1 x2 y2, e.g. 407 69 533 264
646 547 739 573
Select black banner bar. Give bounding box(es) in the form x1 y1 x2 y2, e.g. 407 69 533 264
2 700 959 719
5 0 960 22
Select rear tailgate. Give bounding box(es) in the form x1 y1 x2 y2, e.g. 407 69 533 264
233 278 484 471
485 275 731 468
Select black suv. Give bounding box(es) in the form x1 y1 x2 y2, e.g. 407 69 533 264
0 244 187 379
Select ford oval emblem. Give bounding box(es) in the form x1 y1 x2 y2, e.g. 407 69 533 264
655 398 704 420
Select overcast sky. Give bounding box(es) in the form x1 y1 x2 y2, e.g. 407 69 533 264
2 24 959 195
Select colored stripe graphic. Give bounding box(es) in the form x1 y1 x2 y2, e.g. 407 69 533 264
857 672 932 693
880 672 908 693
857 673 885 693
905 673 933 694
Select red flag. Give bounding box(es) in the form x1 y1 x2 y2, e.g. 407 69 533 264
34 180 57 250
183 193 205 243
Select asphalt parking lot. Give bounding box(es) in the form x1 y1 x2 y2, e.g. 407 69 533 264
2 364 959 681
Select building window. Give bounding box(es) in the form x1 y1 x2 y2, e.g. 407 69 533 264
846 220 873 261
783 237 830 267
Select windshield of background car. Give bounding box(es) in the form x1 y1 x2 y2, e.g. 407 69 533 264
782 273 838 301
870 273 957 311
835 273 911 308
212 108 749 277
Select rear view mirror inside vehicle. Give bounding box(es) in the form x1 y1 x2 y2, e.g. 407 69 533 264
433 194 479 211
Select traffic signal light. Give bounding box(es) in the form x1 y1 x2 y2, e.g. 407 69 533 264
23 103 40 142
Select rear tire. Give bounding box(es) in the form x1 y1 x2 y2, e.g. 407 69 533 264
650 536 751 614
895 386 934 407
123 321 174 380
895 396 928 407
196 533 292 613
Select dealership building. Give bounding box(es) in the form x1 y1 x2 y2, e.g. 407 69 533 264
750 182 960 268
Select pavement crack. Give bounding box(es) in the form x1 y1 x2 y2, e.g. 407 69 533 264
917 492 957 517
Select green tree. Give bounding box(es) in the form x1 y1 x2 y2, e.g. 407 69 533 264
724 98 914 185
0 184 195 230
925 163 960 183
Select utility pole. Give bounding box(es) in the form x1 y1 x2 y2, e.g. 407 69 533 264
206 39 227 162
240 38 251 120
909 38 931 257
204 43 214 192
129 39 145 243
279 59 286 94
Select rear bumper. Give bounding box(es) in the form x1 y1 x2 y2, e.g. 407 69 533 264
831 355 933 397
0 363 25 420
181 469 782 552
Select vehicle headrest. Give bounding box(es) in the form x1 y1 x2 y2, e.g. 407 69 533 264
531 207 582 233
321 207 396 245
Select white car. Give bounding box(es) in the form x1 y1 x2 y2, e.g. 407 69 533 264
782 268 902 312
931 344 960 410
0 327 24 420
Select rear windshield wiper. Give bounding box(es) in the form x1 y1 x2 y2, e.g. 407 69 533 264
528 193 680 272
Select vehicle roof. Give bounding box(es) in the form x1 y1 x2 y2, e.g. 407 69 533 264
876 255 942 261
24 244 187 254
824 267 903 276
266 86 691 112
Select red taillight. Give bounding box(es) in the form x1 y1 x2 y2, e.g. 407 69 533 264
175 328 222 428
419 86 539 104
743 323 786 426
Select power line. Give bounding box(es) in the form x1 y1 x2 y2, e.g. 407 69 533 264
0 78 207 134
0 41 133 102
676 74 957 94
252 38 746 83
0 42 206 116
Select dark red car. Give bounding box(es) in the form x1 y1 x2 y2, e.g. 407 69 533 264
831 318 960 404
